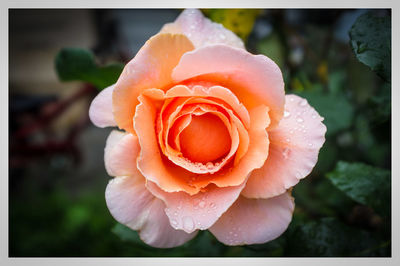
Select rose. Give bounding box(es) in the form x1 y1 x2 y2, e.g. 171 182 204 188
89 9 326 248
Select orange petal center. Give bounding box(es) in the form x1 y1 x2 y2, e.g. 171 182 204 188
179 113 231 163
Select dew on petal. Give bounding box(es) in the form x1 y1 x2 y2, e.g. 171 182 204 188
299 99 307 106
283 111 291 118
182 216 194 232
296 117 304 123
170 218 178 227
282 147 290 159
198 200 206 208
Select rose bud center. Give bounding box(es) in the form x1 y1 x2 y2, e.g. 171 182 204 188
179 113 231 163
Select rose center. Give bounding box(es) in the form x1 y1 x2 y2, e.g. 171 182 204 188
179 113 231 163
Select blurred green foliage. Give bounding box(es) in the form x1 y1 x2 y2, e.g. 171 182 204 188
55 48 124 90
203 9 261 42
10 9 391 257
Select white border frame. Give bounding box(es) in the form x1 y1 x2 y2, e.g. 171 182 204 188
2 1 399 265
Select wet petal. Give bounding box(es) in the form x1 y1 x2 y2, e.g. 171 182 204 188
242 94 327 199
106 176 197 248
160 9 244 49
146 181 245 233
135 93 269 194
172 44 285 128
209 192 294 245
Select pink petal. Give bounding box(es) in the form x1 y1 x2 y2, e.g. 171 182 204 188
160 9 244 49
242 94 327 199
89 85 117 128
139 198 198 248
106 175 197 248
146 181 246 234
171 44 285 128
113 33 194 134
104 130 140 177
209 192 294 245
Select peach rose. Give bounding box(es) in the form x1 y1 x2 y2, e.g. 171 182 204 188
89 9 326 248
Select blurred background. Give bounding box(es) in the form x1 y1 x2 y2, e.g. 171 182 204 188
9 9 391 257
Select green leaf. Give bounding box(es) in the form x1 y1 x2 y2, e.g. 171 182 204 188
349 12 391 82
55 48 124 90
296 90 354 136
326 161 391 217
285 217 390 256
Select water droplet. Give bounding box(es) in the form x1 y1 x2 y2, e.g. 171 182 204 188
171 219 178 227
229 231 233 235
282 147 290 159
289 130 294 134
299 99 307 106
312 114 317 119
308 143 313 147
234 233 238 237
296 117 304 123
210 202 216 209
174 211 178 216
295 172 302 178
284 111 290 118
182 216 194 232
286 138 291 143
219 34 226 40
198 201 206 208
289 97 294 102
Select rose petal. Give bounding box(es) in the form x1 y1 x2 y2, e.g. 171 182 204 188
172 44 285 128
146 181 246 233
104 130 140 177
106 176 197 248
242 94 327 199
89 85 117 128
135 93 270 194
134 94 200 194
160 9 244 49
209 192 294 245
139 197 198 248
113 33 195 133
165 85 250 129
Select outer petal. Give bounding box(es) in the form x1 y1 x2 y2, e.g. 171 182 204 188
209 192 294 246
89 85 117 128
172 44 285 128
104 130 139 177
106 176 197 248
113 33 195 133
146 181 246 234
242 94 327 199
160 9 244 49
